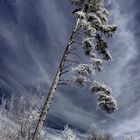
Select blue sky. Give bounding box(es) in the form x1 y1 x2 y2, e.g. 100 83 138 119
0 0 140 138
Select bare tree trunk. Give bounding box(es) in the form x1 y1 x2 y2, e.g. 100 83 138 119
32 20 79 140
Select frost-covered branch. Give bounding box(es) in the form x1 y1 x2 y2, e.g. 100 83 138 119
69 0 118 113
90 81 117 113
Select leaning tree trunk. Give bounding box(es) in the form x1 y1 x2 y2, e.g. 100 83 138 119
32 19 80 140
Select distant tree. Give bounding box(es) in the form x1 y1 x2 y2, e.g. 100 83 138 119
61 125 77 140
88 128 112 140
0 99 18 140
12 95 44 140
32 0 118 139
0 94 45 140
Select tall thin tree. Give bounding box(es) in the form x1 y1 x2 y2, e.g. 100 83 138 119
32 0 118 139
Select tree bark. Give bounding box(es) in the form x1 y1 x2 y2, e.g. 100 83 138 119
32 20 79 140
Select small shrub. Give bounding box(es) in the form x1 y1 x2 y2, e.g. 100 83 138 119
88 129 112 140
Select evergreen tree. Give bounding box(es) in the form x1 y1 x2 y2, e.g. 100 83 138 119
32 0 118 139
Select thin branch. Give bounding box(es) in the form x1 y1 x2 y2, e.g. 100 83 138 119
74 42 82 46
68 42 82 54
66 59 80 64
60 70 69 76
59 79 74 85
70 52 86 63
58 79 74 86
67 41 75 47
70 48 77 52
61 64 72 71
58 82 68 85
